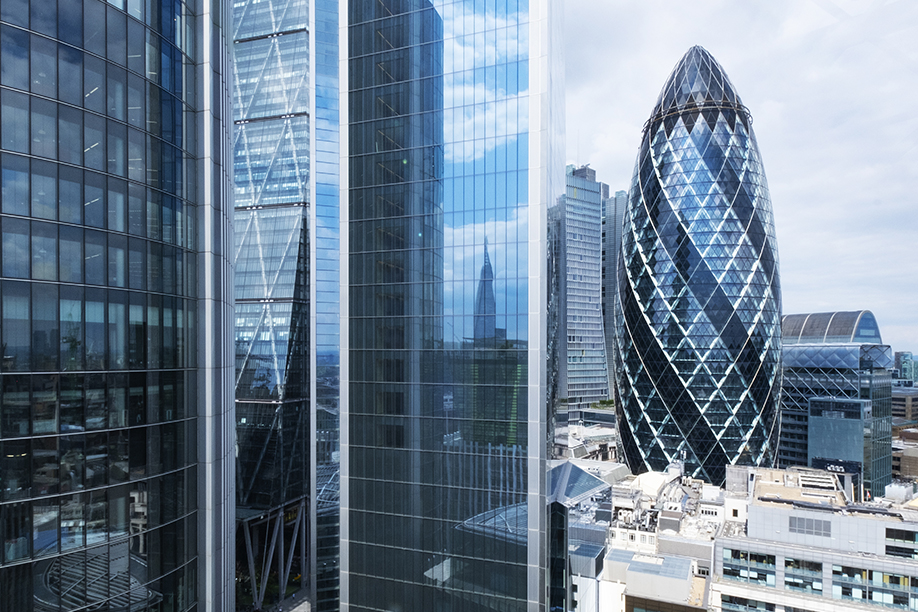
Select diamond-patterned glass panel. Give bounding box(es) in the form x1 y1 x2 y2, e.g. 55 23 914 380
615 47 782 485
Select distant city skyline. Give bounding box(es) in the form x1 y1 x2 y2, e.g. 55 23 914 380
565 0 918 352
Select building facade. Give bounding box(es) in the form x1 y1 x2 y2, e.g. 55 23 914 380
562 165 609 411
712 466 918 612
231 0 340 609
602 188 626 403
0 1 235 610
778 312 893 498
615 46 782 485
340 0 563 609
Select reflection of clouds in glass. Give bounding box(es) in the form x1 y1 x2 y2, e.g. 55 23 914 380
437 0 529 163
444 92 528 162
443 208 528 340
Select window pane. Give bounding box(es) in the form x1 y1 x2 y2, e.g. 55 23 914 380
58 105 84 166
60 226 84 283
108 233 126 287
106 5 126 66
58 0 83 47
127 17 144 74
60 288 84 370
84 113 106 171
84 171 106 228
1 217 29 278
83 0 106 56
127 72 145 127
30 35 58 97
30 0 58 37
1 89 30 153
30 160 58 220
59 165 83 224
85 290 106 369
0 25 29 90
31 220 58 281
83 54 106 114
32 284 60 371
1 282 30 371
85 229 107 285
108 178 126 232
58 46 83 106
107 64 126 120
1 441 30 502
107 120 126 176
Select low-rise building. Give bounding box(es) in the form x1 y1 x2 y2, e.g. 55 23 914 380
711 465 918 612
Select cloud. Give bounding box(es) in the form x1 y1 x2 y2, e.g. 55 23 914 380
565 0 918 351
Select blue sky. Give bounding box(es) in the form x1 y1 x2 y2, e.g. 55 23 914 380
565 0 918 352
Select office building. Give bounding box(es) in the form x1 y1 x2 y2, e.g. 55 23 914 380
711 465 918 612
896 351 915 383
615 46 782 484
602 188 626 403
341 0 563 609
560 164 609 411
231 0 340 609
0 1 234 610
893 387 918 420
778 311 893 499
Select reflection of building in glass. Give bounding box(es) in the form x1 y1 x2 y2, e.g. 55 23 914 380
0 1 234 610
778 311 893 498
616 46 782 485
560 165 609 412
342 0 562 609
231 0 341 609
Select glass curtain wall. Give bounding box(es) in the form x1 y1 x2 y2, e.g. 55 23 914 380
343 0 559 609
0 0 235 610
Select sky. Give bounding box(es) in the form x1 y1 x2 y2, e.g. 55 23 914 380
564 0 918 354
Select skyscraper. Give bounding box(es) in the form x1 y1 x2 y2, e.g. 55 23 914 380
341 0 563 609
0 1 234 610
601 188 626 400
231 0 340 609
560 165 609 412
615 46 782 485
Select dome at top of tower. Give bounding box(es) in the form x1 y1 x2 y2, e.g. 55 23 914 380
651 46 745 120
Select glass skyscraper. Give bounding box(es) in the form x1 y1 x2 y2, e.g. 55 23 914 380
341 0 563 609
231 0 340 609
0 0 235 610
615 46 782 485
561 165 608 412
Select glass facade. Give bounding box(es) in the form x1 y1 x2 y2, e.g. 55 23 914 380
231 0 340 608
562 166 608 411
602 188 626 406
779 340 892 498
0 0 235 610
342 0 561 609
615 46 782 485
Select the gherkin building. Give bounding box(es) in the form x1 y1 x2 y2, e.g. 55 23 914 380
615 46 782 485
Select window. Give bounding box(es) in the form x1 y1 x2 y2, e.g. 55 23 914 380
789 515 831 537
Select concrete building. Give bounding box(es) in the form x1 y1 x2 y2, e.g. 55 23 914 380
893 387 918 420
711 465 918 612
0 1 235 610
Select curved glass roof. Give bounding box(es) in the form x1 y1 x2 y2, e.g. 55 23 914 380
782 310 882 345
